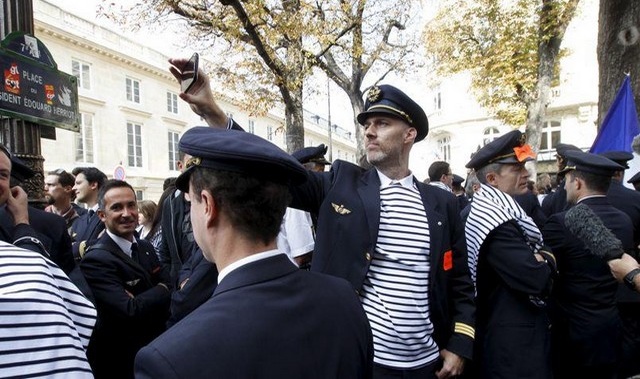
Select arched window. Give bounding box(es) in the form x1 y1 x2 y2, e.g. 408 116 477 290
437 135 451 162
483 127 500 146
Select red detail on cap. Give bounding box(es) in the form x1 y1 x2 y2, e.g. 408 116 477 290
514 144 536 162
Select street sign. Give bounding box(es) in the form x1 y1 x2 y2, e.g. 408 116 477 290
0 32 79 132
113 165 126 181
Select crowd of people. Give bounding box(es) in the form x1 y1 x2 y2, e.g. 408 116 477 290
1 56 640 379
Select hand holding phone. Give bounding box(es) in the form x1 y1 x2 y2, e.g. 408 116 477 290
180 52 199 94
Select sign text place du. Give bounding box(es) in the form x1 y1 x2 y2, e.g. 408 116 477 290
0 33 79 132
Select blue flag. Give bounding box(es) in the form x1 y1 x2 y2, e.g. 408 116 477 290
590 76 640 153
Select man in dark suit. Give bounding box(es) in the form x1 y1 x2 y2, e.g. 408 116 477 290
80 179 171 379
451 173 470 211
543 151 633 379
157 152 198 286
464 130 557 379
541 143 582 217
135 127 373 379
0 147 76 273
170 56 475 378
598 150 640 378
70 166 107 260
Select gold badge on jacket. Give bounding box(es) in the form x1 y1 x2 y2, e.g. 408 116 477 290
331 203 351 215
126 279 141 287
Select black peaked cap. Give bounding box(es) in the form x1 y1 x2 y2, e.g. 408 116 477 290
560 150 624 177
356 85 429 142
466 130 535 170
175 127 308 192
292 144 331 165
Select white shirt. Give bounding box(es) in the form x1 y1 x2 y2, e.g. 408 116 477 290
217 249 284 284
277 207 315 262
106 230 136 258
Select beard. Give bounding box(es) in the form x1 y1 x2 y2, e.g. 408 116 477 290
46 195 55 205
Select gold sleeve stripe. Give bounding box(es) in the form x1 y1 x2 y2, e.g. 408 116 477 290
454 322 475 339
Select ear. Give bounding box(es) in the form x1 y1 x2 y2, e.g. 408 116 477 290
89 181 99 191
405 127 417 143
176 160 184 171
485 171 498 186
199 189 218 227
97 209 106 222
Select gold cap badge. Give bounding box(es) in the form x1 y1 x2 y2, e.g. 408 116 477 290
367 86 382 103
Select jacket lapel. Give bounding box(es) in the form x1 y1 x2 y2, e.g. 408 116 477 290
416 181 446 264
357 169 381 247
98 235 153 284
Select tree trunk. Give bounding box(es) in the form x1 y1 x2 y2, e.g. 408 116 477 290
526 0 579 178
597 0 640 129
282 85 305 153
347 91 366 165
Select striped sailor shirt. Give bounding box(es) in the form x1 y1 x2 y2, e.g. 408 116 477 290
0 241 96 378
360 172 438 369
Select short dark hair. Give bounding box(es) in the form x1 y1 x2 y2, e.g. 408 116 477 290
428 161 450 182
48 169 75 187
98 179 135 210
72 167 107 188
189 168 290 245
567 170 611 194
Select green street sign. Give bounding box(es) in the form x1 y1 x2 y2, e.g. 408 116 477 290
0 32 79 132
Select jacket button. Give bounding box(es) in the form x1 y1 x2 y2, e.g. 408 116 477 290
365 252 372 261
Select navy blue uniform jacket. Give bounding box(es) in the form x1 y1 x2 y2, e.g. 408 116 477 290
290 161 476 359
135 254 373 378
70 210 105 258
543 197 633 368
80 234 170 379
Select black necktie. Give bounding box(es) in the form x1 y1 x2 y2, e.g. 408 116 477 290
131 243 139 261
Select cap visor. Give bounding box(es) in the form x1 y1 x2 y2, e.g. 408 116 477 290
175 166 195 192
356 109 405 125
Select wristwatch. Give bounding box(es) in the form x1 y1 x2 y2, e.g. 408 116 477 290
623 268 640 290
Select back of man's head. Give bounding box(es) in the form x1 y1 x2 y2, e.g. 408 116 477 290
428 161 450 182
72 167 107 189
190 168 290 245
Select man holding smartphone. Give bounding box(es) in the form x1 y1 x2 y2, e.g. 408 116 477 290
167 56 475 379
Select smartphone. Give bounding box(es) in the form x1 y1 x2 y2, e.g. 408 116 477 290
180 52 199 93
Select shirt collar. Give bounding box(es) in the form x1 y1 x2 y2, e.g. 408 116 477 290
217 249 283 284
376 169 415 189
429 181 453 192
106 229 136 258
577 194 607 204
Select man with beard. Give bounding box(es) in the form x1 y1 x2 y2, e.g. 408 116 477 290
44 168 80 232
168 56 475 379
